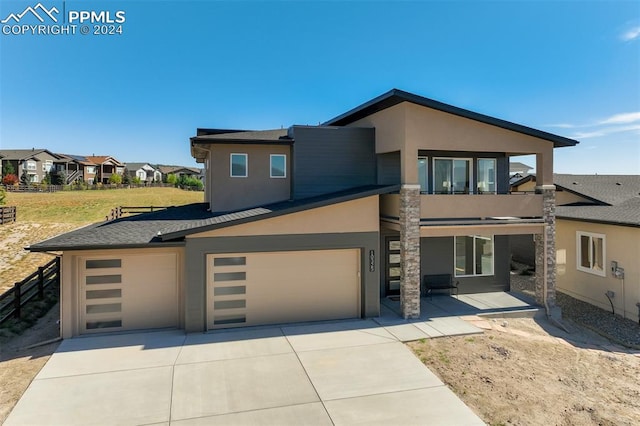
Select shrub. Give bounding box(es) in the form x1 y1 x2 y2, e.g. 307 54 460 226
131 176 142 185
2 161 15 176
2 173 18 185
108 173 122 184
166 173 178 185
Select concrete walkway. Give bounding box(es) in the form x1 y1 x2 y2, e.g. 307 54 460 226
5 319 485 426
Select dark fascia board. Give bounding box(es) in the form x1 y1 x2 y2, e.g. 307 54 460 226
323 89 579 148
556 215 640 228
28 241 186 253
160 185 400 241
196 128 250 136
554 184 610 206
191 137 294 145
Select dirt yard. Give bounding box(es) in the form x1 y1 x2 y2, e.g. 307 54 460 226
409 316 640 426
0 303 60 424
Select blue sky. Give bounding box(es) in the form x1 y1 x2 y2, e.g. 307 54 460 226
1 0 638 174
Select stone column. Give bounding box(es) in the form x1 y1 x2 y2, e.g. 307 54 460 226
534 185 556 307
399 184 421 319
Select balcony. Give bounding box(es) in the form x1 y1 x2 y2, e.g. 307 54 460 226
380 193 543 220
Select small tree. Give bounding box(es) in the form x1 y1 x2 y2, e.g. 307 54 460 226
2 161 15 177
131 176 142 185
41 171 51 185
109 173 123 185
2 174 18 186
166 173 178 186
54 170 67 185
122 170 131 185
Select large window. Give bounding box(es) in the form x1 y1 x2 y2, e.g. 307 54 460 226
270 154 286 178
230 153 248 177
577 231 605 276
434 158 471 194
477 159 496 193
26 161 36 171
455 235 494 276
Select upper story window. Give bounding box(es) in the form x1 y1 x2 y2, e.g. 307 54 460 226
43 160 53 172
455 235 494 277
577 231 605 277
86 166 96 174
230 153 248 177
270 154 286 178
26 161 37 171
477 159 496 194
434 158 471 194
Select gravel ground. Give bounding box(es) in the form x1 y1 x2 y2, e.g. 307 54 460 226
510 263 640 349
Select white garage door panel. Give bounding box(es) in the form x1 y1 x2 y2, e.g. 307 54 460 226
208 249 360 329
80 253 178 334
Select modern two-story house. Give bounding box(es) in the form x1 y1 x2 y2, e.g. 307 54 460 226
30 89 578 338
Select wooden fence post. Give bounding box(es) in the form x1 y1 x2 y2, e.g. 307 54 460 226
38 266 45 299
14 282 21 318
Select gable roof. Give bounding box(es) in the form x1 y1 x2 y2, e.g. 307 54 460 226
125 162 155 171
0 149 62 161
323 89 579 148
156 165 201 175
85 156 124 166
554 174 640 227
28 185 397 252
510 162 534 173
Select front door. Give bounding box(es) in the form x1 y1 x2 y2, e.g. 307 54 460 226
385 237 401 295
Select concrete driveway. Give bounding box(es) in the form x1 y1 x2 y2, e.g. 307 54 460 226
5 319 485 425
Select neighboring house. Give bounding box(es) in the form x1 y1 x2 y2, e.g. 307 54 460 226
509 162 534 185
125 163 161 183
54 154 98 184
157 165 202 181
85 156 125 184
0 148 61 183
29 89 578 338
512 174 640 322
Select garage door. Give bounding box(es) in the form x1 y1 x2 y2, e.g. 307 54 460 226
207 249 360 329
79 254 178 334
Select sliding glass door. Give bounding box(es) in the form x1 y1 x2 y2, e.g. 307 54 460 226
433 158 471 194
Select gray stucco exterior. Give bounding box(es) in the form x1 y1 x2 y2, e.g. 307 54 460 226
184 231 380 332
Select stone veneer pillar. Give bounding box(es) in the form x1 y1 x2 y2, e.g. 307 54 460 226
399 184 421 319
534 185 557 308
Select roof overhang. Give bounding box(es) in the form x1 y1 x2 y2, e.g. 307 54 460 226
324 89 579 148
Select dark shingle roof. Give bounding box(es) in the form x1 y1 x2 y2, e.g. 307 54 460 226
0 149 61 161
557 198 640 227
28 185 397 252
554 174 640 227
323 89 579 148
554 174 640 206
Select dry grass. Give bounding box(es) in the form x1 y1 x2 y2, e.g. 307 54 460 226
0 187 203 292
6 187 203 223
